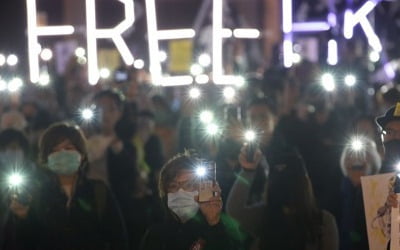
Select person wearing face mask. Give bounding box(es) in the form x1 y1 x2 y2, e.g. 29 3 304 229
140 150 248 250
339 137 381 250
8 122 129 250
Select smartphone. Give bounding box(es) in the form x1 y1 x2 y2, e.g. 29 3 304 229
247 142 256 162
198 162 216 202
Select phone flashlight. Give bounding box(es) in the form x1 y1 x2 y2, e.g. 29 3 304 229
8 173 24 188
244 130 257 162
350 138 364 152
196 162 217 202
81 108 94 121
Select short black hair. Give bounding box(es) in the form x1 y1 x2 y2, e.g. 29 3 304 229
0 129 30 155
93 89 125 110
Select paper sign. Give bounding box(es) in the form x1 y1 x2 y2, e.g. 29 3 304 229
168 39 193 73
361 173 396 250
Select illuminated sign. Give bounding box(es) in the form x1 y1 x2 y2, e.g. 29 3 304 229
27 0 383 86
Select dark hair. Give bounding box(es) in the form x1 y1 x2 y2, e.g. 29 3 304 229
138 110 155 120
158 150 200 198
247 97 276 115
93 89 125 111
260 152 321 249
39 122 88 168
0 129 30 156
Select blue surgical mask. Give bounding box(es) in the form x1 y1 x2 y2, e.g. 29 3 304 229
47 151 81 175
167 189 199 223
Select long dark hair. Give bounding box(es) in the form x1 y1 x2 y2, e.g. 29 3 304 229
260 152 321 250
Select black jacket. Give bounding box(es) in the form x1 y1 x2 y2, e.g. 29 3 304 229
12 169 129 250
140 212 249 250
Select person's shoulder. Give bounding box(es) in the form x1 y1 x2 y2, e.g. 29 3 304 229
320 209 337 226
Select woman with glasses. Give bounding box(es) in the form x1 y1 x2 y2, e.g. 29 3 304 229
140 150 248 250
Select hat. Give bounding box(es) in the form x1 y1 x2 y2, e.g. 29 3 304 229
376 103 400 130
268 150 308 179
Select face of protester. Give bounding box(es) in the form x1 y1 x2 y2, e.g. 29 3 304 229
383 121 400 142
167 170 199 194
247 105 275 144
344 156 369 187
47 139 83 177
96 96 122 135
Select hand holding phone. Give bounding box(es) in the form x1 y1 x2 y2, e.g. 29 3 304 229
197 162 216 203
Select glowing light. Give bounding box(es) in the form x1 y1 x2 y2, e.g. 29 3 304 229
396 162 400 172
351 138 363 151
8 78 23 92
40 48 53 61
77 57 87 65
0 79 7 91
369 51 380 62
8 173 24 188
233 29 260 39
7 54 18 66
283 37 293 68
199 110 214 124
159 51 167 62
152 76 193 86
292 22 330 32
223 86 236 101
343 1 382 51
321 73 336 92
99 68 111 79
86 0 135 85
190 64 203 75
327 39 338 65
198 53 211 67
195 166 207 177
75 47 86 57
222 29 233 38
0 54 6 66
81 108 94 121
384 63 396 80
344 74 357 87
133 59 145 69
157 29 195 40
282 0 293 33
195 74 209 84
244 130 256 142
27 0 75 83
206 123 220 136
292 53 302 64
189 87 201 99
38 73 50 86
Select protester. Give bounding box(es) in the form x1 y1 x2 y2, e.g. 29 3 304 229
140 150 249 250
8 122 129 250
339 137 381 250
227 146 339 250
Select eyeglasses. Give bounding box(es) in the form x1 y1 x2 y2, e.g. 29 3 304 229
382 128 400 138
167 179 199 193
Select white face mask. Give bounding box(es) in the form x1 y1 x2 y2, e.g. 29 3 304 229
167 189 199 223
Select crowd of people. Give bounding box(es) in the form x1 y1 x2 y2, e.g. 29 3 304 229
0 42 399 250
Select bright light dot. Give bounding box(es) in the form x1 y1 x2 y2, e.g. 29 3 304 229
0 79 7 91
351 138 363 151
81 108 94 121
206 123 220 136
8 173 23 188
8 78 23 92
75 47 86 57
198 53 211 67
223 87 236 100
0 54 6 66
40 48 53 61
344 74 356 87
235 76 246 88
39 73 50 86
367 88 375 96
292 53 302 64
369 51 380 63
199 110 214 124
159 51 167 62
6 54 18 66
244 130 256 142
190 64 203 75
133 59 145 69
77 57 87 65
189 87 201 99
396 162 400 172
99 68 111 79
195 74 209 84
195 166 207 177
321 73 336 92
